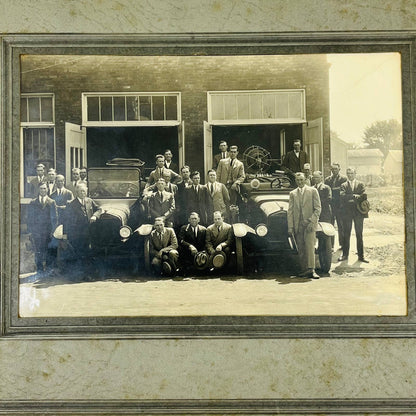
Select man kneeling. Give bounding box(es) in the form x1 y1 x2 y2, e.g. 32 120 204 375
206 211 234 271
150 217 179 276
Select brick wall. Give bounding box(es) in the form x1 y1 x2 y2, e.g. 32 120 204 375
21 54 330 176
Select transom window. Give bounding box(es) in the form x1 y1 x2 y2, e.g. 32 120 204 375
82 92 181 126
20 93 54 125
208 89 306 124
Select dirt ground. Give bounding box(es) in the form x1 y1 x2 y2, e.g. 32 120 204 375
19 187 407 317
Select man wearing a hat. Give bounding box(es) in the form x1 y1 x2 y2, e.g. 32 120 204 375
338 167 369 263
205 211 234 270
178 212 207 271
150 217 179 276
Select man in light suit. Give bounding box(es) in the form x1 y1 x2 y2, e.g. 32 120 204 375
148 178 176 226
324 163 348 250
50 174 74 224
216 145 245 205
338 167 369 263
178 212 207 269
28 163 46 197
213 140 229 169
282 139 309 174
150 217 179 275
28 182 58 275
67 167 81 195
184 171 211 226
206 169 230 223
205 211 234 268
287 172 321 279
145 154 180 190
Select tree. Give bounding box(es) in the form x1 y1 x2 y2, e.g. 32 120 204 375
362 119 402 157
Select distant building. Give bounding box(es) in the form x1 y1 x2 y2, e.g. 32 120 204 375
383 150 403 185
347 148 384 186
330 135 349 175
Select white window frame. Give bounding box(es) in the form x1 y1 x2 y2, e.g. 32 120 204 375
207 89 306 125
20 93 55 127
81 92 181 127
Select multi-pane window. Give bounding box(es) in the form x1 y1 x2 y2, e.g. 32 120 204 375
208 90 306 124
21 94 55 198
83 93 180 125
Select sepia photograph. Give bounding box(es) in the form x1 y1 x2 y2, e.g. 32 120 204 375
18 51 406 318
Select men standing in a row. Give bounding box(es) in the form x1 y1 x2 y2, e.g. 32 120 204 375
29 163 46 197
216 145 245 205
206 169 230 222
324 163 347 250
27 183 58 276
150 216 179 275
287 172 321 279
213 140 229 169
313 170 332 274
282 139 309 174
185 171 211 226
338 167 369 263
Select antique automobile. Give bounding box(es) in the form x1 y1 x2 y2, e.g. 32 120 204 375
232 145 335 274
57 158 154 273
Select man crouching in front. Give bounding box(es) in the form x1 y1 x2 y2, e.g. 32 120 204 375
150 217 179 276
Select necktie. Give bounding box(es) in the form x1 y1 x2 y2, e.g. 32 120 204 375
41 196 45 206
194 227 197 238
222 152 225 159
230 159 233 167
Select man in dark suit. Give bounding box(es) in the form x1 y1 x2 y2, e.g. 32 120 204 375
50 174 74 224
313 170 332 275
150 217 179 275
206 169 230 223
163 149 179 174
27 183 58 275
175 165 193 227
148 178 176 226
178 212 207 269
46 168 57 196
28 163 46 198
287 172 321 279
205 211 234 268
213 140 229 169
282 139 309 174
184 171 211 226
324 163 348 250
216 145 245 205
338 167 369 263
62 183 101 278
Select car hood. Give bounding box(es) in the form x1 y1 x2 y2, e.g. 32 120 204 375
249 194 289 216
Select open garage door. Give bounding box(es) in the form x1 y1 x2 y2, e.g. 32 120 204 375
303 117 323 172
203 121 213 179
65 122 87 183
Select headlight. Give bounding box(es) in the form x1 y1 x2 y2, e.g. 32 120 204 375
255 224 268 237
119 225 132 239
250 178 260 189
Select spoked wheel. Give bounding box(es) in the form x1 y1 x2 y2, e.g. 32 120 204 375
242 145 272 174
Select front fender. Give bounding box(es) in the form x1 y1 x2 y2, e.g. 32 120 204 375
135 223 153 236
232 223 256 238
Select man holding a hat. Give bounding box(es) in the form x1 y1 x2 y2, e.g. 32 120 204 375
338 167 370 263
178 212 208 271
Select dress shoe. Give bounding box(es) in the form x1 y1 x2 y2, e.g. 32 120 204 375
298 270 312 278
358 257 369 263
337 255 348 262
311 271 320 279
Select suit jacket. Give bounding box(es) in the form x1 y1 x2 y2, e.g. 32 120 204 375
50 187 74 223
213 152 229 169
314 182 332 222
206 181 230 220
184 185 211 225
205 222 234 254
324 173 347 209
150 227 178 257
67 179 88 195
282 150 309 173
164 161 179 174
29 176 46 198
63 197 100 242
178 224 207 252
340 180 368 218
216 158 245 186
145 167 180 188
28 196 58 238
46 181 57 196
148 190 175 220
287 186 321 234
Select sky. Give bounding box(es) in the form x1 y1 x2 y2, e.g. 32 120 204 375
328 53 402 145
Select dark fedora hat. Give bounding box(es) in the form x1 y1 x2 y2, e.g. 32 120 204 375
162 261 173 276
212 251 227 269
357 199 370 215
194 251 209 270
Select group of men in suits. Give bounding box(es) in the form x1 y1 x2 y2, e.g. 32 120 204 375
285 138 370 278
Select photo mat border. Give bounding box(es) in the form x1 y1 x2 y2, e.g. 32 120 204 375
1 32 415 339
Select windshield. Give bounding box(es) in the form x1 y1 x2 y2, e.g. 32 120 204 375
88 168 140 198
